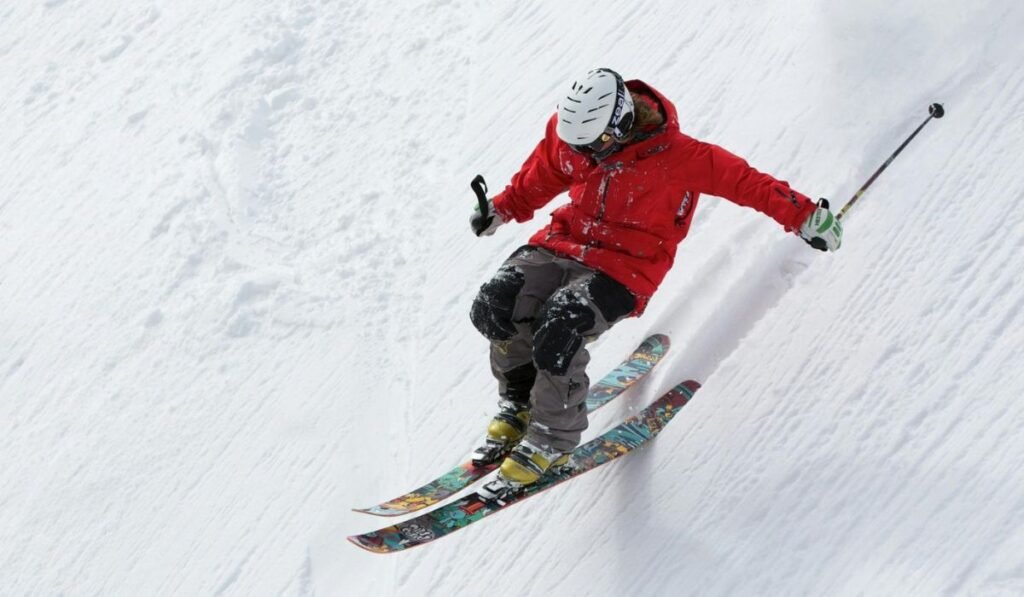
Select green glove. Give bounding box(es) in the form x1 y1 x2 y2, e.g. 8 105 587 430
799 199 843 251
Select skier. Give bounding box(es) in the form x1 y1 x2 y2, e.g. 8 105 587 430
468 68 842 497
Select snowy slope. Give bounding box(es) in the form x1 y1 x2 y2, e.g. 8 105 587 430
2 1 1024 595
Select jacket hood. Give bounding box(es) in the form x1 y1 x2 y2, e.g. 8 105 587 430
626 80 679 135
590 80 679 163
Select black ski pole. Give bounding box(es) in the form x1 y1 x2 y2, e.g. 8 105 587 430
837 102 945 221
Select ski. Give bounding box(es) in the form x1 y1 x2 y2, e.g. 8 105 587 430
348 379 699 554
353 334 670 517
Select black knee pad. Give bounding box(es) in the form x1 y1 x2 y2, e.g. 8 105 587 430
531 288 595 375
470 263 526 341
587 273 636 323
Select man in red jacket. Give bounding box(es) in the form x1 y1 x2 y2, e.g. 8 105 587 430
468 68 842 496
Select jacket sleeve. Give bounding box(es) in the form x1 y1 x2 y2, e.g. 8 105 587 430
687 138 816 232
491 116 572 223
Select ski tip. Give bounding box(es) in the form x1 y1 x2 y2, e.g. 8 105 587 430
348 530 418 555
641 333 670 353
346 534 386 555
352 505 414 517
672 379 701 400
650 333 670 346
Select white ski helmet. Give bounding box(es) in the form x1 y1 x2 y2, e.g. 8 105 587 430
555 68 635 147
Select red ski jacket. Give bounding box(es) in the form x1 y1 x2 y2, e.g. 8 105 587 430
492 80 817 315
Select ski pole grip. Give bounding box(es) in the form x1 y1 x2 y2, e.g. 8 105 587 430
471 174 490 220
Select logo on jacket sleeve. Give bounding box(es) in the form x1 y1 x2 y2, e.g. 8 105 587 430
675 191 692 225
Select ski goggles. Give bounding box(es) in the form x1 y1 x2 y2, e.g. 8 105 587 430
571 103 636 154
572 132 617 154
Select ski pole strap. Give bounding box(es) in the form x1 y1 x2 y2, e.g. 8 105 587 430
837 103 945 221
471 174 490 222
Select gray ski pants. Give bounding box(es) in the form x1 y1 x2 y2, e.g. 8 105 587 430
470 246 636 452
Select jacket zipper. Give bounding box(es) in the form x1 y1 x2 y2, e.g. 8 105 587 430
596 171 610 222
582 171 611 260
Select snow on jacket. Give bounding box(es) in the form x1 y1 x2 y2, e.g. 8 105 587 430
491 80 817 315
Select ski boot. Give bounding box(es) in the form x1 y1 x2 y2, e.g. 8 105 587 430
479 439 572 504
471 399 531 466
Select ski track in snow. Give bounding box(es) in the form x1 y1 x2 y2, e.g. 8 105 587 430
2 1 1024 596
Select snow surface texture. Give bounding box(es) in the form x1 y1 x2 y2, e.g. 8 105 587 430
2 1 1024 595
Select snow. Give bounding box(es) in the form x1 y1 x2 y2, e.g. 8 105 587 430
2 1 1024 595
